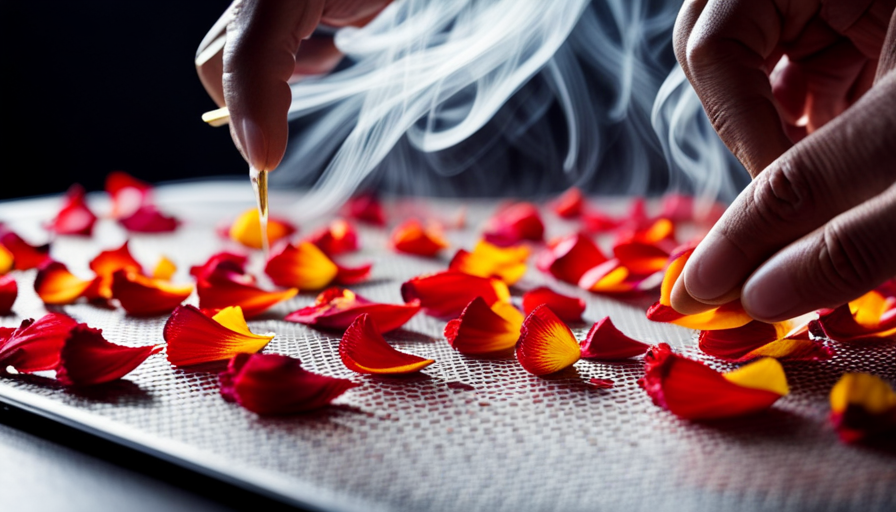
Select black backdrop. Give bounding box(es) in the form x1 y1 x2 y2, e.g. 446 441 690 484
1 1 245 200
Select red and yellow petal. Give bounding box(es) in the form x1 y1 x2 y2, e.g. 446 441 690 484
698 319 831 363
815 291 896 342
307 219 358 256
106 171 153 219
89 242 143 299
0 244 12 275
0 231 51 271
228 208 297 250
536 233 607 285
196 276 297 319
578 259 636 294
0 275 16 315
579 317 649 360
189 252 249 283
552 187 584 219
265 241 338 290
284 287 420 332
34 261 97 305
346 192 386 226
110 270 193 316
0 313 78 373
47 184 97 236
444 297 524 355
483 202 544 246
448 240 529 285
516 305 581 375
391 220 449 257
164 305 275 366
55 324 162 386
119 204 180 233
339 314 434 374
400 270 511 319
612 241 670 275
829 373 896 443
152 256 177 280
521 287 585 322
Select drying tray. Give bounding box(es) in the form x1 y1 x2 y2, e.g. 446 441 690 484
1 181 894 512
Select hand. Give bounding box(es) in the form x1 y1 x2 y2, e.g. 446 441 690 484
196 0 390 172
670 0 896 322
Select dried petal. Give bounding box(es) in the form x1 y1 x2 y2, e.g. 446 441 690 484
521 287 585 322
220 353 358 415
285 287 420 332
444 297 524 355
335 262 372 285
106 171 153 218
552 188 584 219
189 252 249 283
483 202 544 246
0 231 51 271
164 305 275 366
581 209 622 234
111 270 194 316
119 204 180 233
55 324 162 386
815 291 896 342
197 267 297 319
401 271 511 319
391 220 449 257
580 317 649 360
829 373 896 443
699 320 831 363
346 192 386 226
448 240 529 285
307 219 358 255
516 305 581 375
577 259 636 294
228 208 297 250
639 343 788 420
340 314 434 374
0 313 78 373
47 184 98 236
34 261 96 305
152 256 177 280
0 244 12 275
589 378 615 389
0 275 16 315
537 232 607 285
89 242 143 299
612 240 670 275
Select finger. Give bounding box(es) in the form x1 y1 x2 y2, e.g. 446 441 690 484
771 56 808 126
800 39 868 131
670 71 896 314
196 4 237 107
672 0 709 81
742 182 896 322
224 0 325 171
291 35 343 79
876 7 896 81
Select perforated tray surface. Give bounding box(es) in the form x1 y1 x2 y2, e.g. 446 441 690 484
1 182 895 512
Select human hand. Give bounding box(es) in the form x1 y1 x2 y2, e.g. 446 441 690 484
196 0 391 172
670 0 896 322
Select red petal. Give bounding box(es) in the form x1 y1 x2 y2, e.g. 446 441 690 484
612 241 670 275
391 220 449 257
339 314 434 374
164 305 275 366
264 242 339 290
589 378 615 389
521 287 585 322
119 204 179 233
189 252 249 283
577 259 637 294
444 297 523 355
111 270 193 316
0 313 78 373
55 324 161 386
816 300 896 342
552 188 584 218
285 287 420 332
400 270 510 319
34 261 96 305
516 305 581 375
197 273 297 319
536 232 607 285
698 320 831 362
47 184 98 236
106 171 153 219
346 192 386 226
335 262 372 285
659 194 725 226
579 317 649 359
307 219 358 256
581 209 622 234
89 241 143 299
0 231 51 270
0 275 17 315
220 353 358 415
483 202 544 246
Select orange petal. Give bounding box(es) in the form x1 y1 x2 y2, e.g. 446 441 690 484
152 256 177 280
197 274 297 319
829 373 896 443
391 220 449 257
164 305 275 366
536 232 607 285
285 287 420 332
699 319 831 362
339 314 434 374
346 192 386 226
578 259 636 294
516 305 581 375
264 241 338 290
55 324 162 386
444 297 523 355
229 208 297 250
521 287 585 322
0 244 12 275
47 184 97 236
483 202 544 246
0 275 16 315
552 187 584 218
307 218 358 256
89 241 143 299
34 261 96 305
639 343 788 420
448 240 529 285
816 291 896 341
0 231 51 271
612 240 670 275
579 317 649 360
401 270 511 319
111 270 193 316
106 171 152 219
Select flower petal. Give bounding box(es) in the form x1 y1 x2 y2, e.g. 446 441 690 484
339 314 434 374
0 313 78 373
552 187 584 219
47 184 98 236
346 192 386 226
220 353 358 415
582 209 622 234
400 270 511 319
89 241 143 299
119 204 180 233
307 219 358 256
444 297 523 355
0 244 12 275
589 378 615 389
152 256 177 280
164 305 275 366
659 194 725 226
579 317 649 360
0 231 51 271
521 287 585 322
390 220 449 257
516 305 581 375
829 373 896 443
228 208 297 250
189 252 249 283
483 202 544 246
537 233 607 285
698 320 831 363
577 259 636 294
285 287 420 332
0 275 17 315
612 241 670 275
110 270 193 316
106 171 152 219
55 324 162 386
639 343 788 420
335 262 372 285
448 240 529 285
815 291 896 342
197 272 297 319
34 261 96 305
264 241 338 290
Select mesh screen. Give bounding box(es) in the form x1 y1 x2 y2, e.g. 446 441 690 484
1 183 895 512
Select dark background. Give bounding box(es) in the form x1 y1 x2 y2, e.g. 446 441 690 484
1 1 246 200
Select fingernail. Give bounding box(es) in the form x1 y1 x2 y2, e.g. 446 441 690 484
684 233 748 302
742 263 801 322
237 117 267 171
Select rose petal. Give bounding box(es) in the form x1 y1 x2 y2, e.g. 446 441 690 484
0 244 12 275
228 208 297 250
552 188 584 218
616 218 676 248
516 305 581 376
699 320 831 363
197 270 297 319
444 297 524 355
537 233 607 285
335 262 372 285
55 324 162 386
110 269 193 316
0 313 78 373
521 287 585 322
390 220 449 257
164 305 275 366
639 343 788 420
612 241 670 275
189 252 249 283
89 241 143 299
400 270 511 319
220 353 358 415
339 314 434 374
0 275 17 315
34 261 97 305
579 317 649 359
106 171 153 219
577 259 636 294
119 204 180 233
152 256 177 280
581 209 622 234
816 291 896 342
448 241 529 285
589 378 615 389
0 231 51 271
483 202 544 246
307 219 358 256
285 287 420 333
829 373 896 443
660 194 725 227
47 184 98 236
346 192 386 226
264 241 338 290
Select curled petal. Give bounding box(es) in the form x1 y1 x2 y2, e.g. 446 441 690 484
581 209 622 234
220 353 358 415
34 261 96 305
612 241 670 275
0 244 12 275
190 252 249 283
521 287 585 322
111 270 193 316
617 218 676 248
164 305 275 366
47 184 97 236
579 317 649 360
401 270 510 319
0 275 17 315
55 324 162 386
391 220 449 257
0 313 78 373
578 259 636 294
537 233 607 285
444 297 524 355
265 242 338 290
448 241 529 285
1 232 51 271
552 188 584 219
816 291 896 342
483 202 544 246
152 256 177 280
340 314 434 374
829 373 896 443
197 273 297 319
90 241 143 299
228 208 297 250
106 171 152 219
346 192 386 226
119 204 180 233
699 320 831 363
639 343 788 420
589 378 615 389
285 287 420 332
307 219 358 256
335 262 372 285
516 305 581 375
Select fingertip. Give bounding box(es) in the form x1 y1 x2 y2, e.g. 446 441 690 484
741 262 803 323
669 273 717 315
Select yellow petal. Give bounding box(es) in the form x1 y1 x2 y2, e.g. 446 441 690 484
152 256 177 280
212 305 275 340
830 372 896 415
723 357 789 396
0 244 13 275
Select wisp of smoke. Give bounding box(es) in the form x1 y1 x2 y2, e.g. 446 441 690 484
273 0 749 219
